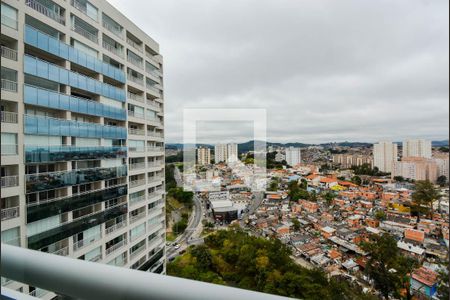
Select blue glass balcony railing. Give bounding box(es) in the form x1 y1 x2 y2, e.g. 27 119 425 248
24 115 127 140
24 85 126 121
25 145 127 163
24 25 125 83
25 165 128 193
24 55 126 102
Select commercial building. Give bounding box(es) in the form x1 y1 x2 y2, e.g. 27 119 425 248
392 157 438 183
196 146 211 165
403 139 432 159
1 0 165 295
373 141 398 173
285 147 301 167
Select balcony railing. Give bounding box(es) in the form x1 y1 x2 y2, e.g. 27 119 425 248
127 91 144 103
103 20 122 38
29 288 49 298
129 179 146 188
89 254 102 262
1 176 19 188
128 110 145 119
146 101 161 111
1 79 17 92
129 195 146 206
102 41 123 57
1 46 17 61
25 0 65 25
126 37 142 53
0 111 18 123
71 0 97 21
0 14 18 30
105 220 127 235
127 74 144 86
147 161 163 168
105 239 127 256
130 248 146 263
146 146 164 153
51 246 69 257
1 207 19 221
128 128 145 136
73 233 102 252
1 244 293 300
130 211 146 224
129 162 146 171
127 56 143 69
147 177 163 185
1 145 18 156
72 24 98 43
147 131 163 138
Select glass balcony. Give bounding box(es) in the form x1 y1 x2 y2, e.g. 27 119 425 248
105 239 127 256
105 219 127 235
1 79 17 92
1 176 19 188
27 185 127 223
126 37 142 53
102 40 123 58
24 55 126 102
25 25 125 83
27 203 127 250
128 128 145 136
73 232 101 251
1 207 19 221
24 115 127 140
127 91 144 103
25 165 128 193
129 179 146 189
25 145 127 164
0 111 18 123
24 85 126 121
1 46 17 61
1 14 18 30
138 248 164 271
127 72 144 86
127 51 143 69
25 0 65 25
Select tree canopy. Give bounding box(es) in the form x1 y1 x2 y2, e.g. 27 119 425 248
168 230 375 300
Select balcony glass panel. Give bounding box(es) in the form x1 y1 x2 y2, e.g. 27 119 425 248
25 0 65 25
138 248 164 271
24 54 125 101
102 13 122 38
24 115 127 140
25 145 127 163
27 185 127 222
25 26 125 82
24 85 126 121
1 3 18 30
71 15 97 43
27 204 127 250
26 165 128 193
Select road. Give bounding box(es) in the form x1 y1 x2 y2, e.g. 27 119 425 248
167 193 204 260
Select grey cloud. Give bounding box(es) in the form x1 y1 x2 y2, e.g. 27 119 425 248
109 0 449 144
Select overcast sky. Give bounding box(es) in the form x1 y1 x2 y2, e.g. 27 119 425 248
110 0 449 144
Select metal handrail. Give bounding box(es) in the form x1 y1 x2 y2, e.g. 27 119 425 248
105 239 127 256
72 24 98 43
25 0 65 25
1 46 18 61
105 220 127 235
103 40 123 57
1 79 18 92
1 176 19 188
0 111 18 123
1 144 18 156
1 207 20 221
1 244 293 300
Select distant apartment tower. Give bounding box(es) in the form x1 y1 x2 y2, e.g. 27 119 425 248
285 147 301 167
197 147 211 165
433 153 449 179
403 139 432 158
373 141 398 172
214 143 238 163
1 0 165 294
332 154 373 169
392 157 438 183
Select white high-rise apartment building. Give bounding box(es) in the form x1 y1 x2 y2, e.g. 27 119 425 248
373 141 398 172
285 147 301 167
1 0 165 294
403 139 432 158
197 147 211 165
214 144 227 163
214 143 238 163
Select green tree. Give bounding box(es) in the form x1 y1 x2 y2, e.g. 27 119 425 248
351 176 362 186
291 218 301 231
361 233 418 299
437 175 447 187
268 180 279 191
322 191 336 206
393 176 405 182
374 210 386 221
411 180 440 220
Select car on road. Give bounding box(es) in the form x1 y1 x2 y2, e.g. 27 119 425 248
179 249 186 255
174 243 180 250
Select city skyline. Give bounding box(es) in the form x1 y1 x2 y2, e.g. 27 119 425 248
109 0 449 144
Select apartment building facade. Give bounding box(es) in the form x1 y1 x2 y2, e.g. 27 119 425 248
402 139 432 159
285 146 301 167
196 146 211 166
1 0 165 296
